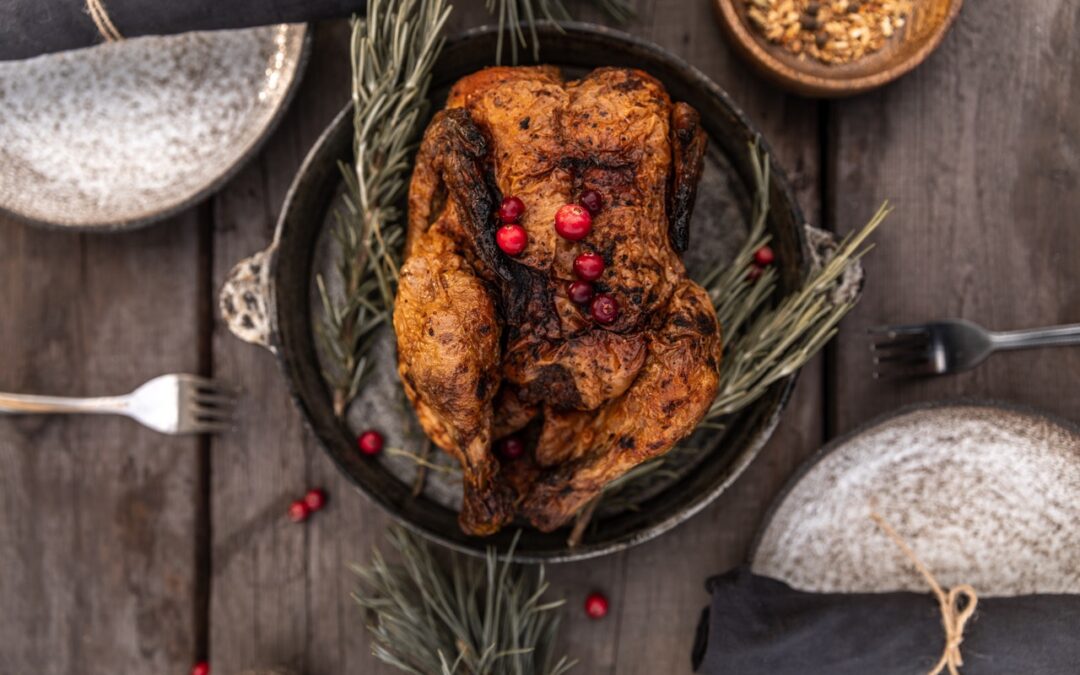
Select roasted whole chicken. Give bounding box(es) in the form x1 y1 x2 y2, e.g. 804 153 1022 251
393 66 722 536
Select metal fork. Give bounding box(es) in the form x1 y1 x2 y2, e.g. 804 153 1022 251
870 320 1080 378
0 374 238 435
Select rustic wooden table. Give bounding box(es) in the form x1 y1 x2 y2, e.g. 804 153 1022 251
2 1 1078 673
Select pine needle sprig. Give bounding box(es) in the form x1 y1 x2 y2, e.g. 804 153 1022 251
485 0 635 64
354 528 576 675
318 0 451 417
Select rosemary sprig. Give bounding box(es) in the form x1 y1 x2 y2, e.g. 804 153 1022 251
486 0 635 64
318 0 450 417
354 528 576 675
705 143 890 418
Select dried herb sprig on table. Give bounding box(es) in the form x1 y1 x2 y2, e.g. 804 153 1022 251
354 528 575 675
317 0 451 416
486 0 635 64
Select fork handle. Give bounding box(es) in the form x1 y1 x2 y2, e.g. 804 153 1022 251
0 393 131 415
991 324 1080 350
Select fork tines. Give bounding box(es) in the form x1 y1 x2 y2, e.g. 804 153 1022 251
178 374 239 433
868 325 937 379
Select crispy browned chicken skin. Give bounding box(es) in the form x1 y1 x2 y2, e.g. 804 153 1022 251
394 66 721 535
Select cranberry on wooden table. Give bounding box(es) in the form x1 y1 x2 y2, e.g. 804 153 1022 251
358 429 384 455
303 488 327 512
191 662 210 675
554 204 592 241
584 592 609 619
288 499 310 523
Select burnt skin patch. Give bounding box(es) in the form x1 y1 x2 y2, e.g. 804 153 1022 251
695 311 717 336
519 364 584 410
519 116 530 129
617 435 636 450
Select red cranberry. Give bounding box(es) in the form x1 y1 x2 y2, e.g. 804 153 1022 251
303 488 327 512
191 662 210 675
746 266 764 282
573 252 605 281
578 189 604 215
499 436 525 460
554 204 592 241
590 294 619 324
567 280 595 304
498 196 525 223
496 224 528 256
754 245 775 266
584 592 609 619
358 430 384 455
288 499 310 523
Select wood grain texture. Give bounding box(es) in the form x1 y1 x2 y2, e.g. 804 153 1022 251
206 19 400 675
830 0 1080 432
0 217 204 674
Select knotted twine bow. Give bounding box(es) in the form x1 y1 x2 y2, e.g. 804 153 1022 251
86 0 124 43
870 512 979 675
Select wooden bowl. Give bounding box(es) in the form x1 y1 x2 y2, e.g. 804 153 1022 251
714 0 963 97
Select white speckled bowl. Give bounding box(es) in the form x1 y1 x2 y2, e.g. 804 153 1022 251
0 24 309 230
752 402 1080 596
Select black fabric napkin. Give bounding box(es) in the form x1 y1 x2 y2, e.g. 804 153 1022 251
693 568 1080 675
3 0 366 61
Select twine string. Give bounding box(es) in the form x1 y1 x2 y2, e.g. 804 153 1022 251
870 512 979 675
85 0 124 43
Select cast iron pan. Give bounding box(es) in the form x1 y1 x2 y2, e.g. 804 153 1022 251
221 22 811 562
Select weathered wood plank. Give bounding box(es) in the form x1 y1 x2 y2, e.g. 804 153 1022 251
0 216 204 674
208 19 405 675
830 0 1080 432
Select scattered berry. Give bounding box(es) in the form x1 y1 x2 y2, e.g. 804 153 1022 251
191 662 210 675
554 204 592 241
753 245 775 266
746 266 764 282
584 592 609 619
304 488 327 512
590 293 619 324
578 189 604 215
499 436 525 460
358 430 384 456
496 224 528 256
288 499 311 523
573 252 605 281
498 196 525 223
567 280 595 305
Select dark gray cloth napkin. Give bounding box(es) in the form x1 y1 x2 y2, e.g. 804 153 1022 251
693 568 1080 675
3 0 366 61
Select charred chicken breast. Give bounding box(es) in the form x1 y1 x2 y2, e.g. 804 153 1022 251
394 66 721 535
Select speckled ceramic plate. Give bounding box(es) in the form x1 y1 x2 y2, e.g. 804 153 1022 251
0 24 309 230
752 402 1080 596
